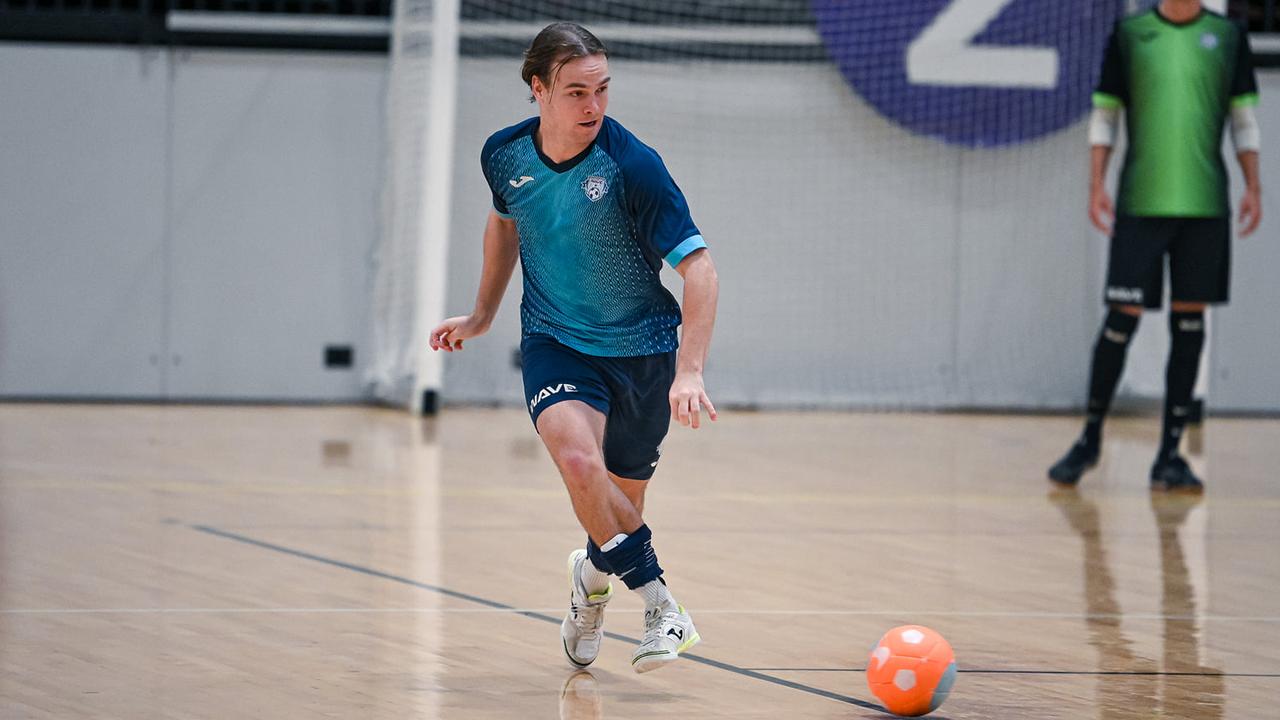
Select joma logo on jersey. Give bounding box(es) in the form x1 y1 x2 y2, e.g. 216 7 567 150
582 175 608 202
529 383 577 410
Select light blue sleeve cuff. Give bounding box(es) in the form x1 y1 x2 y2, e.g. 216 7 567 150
663 234 707 268
494 206 513 219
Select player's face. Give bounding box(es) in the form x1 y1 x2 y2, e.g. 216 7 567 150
534 54 610 143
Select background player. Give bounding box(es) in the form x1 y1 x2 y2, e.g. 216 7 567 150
1049 0 1261 491
428 22 719 673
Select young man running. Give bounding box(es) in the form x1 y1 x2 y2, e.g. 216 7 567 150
430 22 718 672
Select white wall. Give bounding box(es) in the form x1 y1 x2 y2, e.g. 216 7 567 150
1210 72 1280 412
166 50 384 400
0 44 385 401
0 46 169 396
0 43 1275 410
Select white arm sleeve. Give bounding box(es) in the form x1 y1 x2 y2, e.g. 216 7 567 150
1231 104 1261 153
1088 106 1120 147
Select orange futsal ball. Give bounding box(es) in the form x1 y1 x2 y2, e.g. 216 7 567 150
866 625 956 717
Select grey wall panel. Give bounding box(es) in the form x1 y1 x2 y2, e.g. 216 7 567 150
0 45 168 397
441 61 531 407
954 133 1097 409
1210 72 1280 413
167 50 385 400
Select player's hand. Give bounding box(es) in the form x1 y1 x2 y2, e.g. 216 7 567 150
669 369 717 429
429 315 488 352
1239 186 1262 237
1089 186 1115 235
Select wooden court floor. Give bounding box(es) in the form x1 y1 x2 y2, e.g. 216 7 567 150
1 403 1278 719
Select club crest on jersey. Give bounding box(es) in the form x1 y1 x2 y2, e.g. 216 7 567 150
581 176 608 202
1201 32 1219 50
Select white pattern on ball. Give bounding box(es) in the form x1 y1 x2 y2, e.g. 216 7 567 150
893 668 917 691
901 629 925 644
872 646 891 670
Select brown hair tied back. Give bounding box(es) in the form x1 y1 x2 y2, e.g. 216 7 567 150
521 22 608 102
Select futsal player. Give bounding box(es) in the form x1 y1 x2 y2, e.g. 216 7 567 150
429 22 718 673
1050 0 1261 491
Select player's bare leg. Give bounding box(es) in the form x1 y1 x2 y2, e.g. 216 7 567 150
537 402 640 542
603 471 698 672
609 473 647 515
538 401 697 672
537 401 629 667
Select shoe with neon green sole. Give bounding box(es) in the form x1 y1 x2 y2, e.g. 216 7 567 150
561 549 612 668
631 602 699 673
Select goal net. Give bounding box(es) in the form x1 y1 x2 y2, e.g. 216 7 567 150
372 0 1180 412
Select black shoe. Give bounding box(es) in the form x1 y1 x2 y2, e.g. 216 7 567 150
1150 455 1204 493
1048 441 1099 486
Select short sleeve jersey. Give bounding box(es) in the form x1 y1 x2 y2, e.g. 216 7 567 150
1094 9 1258 217
480 116 706 357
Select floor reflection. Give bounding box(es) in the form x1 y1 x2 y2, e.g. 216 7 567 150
1151 493 1224 719
559 670 604 720
1050 489 1223 719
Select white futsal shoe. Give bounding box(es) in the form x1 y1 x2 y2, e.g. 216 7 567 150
561 549 612 668
631 602 700 673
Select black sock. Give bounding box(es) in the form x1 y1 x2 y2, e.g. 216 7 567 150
1158 311 1205 463
1082 310 1141 452
586 537 611 574
599 524 662 591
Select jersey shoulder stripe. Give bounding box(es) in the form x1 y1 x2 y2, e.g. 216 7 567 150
481 117 538 169
480 118 538 216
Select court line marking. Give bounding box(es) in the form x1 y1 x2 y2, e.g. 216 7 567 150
6 607 1277 622
11 472 1280 506
747 668 1280 678
189 524 901 716
5 604 1276 681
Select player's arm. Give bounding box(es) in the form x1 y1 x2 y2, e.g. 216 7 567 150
620 137 717 428
670 248 718 429
1236 147 1261 237
1231 30 1262 237
1088 23 1126 235
430 210 519 352
1088 141 1116 235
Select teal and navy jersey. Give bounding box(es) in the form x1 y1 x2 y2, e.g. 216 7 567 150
1094 9 1259 217
481 116 706 358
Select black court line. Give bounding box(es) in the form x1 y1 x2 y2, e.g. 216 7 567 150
747 668 1280 678
191 525 905 716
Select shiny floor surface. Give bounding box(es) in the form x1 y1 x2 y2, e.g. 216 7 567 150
1 404 1278 719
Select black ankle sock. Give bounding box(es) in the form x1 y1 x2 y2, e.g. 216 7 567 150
599 524 662 591
1158 311 1205 462
586 537 611 574
1082 310 1141 452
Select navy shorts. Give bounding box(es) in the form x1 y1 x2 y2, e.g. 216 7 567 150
1105 216 1230 309
521 334 675 481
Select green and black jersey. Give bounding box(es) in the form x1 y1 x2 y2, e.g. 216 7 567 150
1094 8 1258 217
